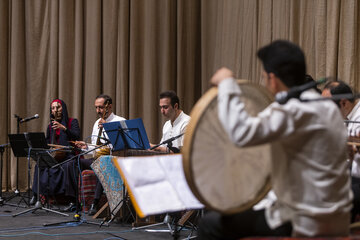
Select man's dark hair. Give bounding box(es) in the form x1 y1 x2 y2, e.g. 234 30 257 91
323 79 354 105
96 94 112 105
159 91 180 108
257 40 306 88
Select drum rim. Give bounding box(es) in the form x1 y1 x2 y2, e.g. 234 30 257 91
182 79 273 214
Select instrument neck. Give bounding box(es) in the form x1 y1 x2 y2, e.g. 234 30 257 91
51 119 56 144
96 103 109 145
96 127 103 145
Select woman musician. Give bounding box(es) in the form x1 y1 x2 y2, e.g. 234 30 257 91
30 99 81 206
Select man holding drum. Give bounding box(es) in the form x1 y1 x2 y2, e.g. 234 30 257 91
198 40 352 238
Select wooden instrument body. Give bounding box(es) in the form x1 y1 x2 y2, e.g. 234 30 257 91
182 80 275 214
48 143 68 162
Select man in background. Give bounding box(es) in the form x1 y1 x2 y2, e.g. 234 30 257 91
74 94 126 215
322 80 360 222
151 91 190 153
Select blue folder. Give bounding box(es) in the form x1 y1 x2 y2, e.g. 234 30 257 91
102 118 150 151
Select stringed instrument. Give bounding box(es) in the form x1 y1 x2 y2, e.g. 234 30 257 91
348 136 360 146
48 143 73 162
347 135 360 162
95 102 111 159
49 118 68 162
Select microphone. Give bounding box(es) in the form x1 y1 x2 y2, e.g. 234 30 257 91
150 133 184 150
19 114 40 123
275 78 326 104
161 133 184 145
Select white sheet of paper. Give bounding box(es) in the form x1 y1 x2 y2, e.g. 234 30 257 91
113 154 204 216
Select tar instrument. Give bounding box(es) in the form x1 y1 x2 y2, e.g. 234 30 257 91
95 102 110 159
182 80 274 215
347 136 360 162
50 118 67 162
48 143 69 162
348 136 360 147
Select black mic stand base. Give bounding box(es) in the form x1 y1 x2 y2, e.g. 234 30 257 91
4 191 30 208
12 200 69 217
12 151 68 218
43 211 103 227
132 213 178 237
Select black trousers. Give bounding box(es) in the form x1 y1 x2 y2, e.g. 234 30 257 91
197 209 292 240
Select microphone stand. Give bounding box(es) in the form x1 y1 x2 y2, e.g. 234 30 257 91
345 120 360 124
150 133 184 153
298 93 356 103
43 141 110 227
12 148 69 218
278 93 360 104
5 115 29 207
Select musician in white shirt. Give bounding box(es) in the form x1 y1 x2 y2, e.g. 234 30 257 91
74 94 125 215
198 40 352 239
322 80 360 222
151 91 190 153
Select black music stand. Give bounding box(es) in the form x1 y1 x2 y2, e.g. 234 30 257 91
103 118 150 151
6 133 40 207
6 114 37 206
8 133 68 217
8 132 50 207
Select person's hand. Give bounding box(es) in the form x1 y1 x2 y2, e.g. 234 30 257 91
98 119 107 128
210 67 234 86
75 141 87 149
52 120 66 131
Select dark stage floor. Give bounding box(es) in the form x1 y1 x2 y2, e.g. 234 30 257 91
0 192 198 240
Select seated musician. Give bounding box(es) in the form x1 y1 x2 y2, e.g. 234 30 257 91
30 99 81 206
198 40 352 239
150 91 190 153
322 79 360 222
74 94 126 215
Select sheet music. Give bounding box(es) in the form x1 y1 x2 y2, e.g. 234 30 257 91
112 154 203 217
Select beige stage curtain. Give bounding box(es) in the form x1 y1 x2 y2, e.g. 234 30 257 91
0 0 359 191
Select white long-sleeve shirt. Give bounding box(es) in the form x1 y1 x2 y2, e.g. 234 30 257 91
346 100 360 177
218 78 352 237
160 111 190 149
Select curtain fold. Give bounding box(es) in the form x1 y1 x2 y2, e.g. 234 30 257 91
0 0 10 189
1 0 359 190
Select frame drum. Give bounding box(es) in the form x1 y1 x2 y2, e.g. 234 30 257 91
182 80 275 214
